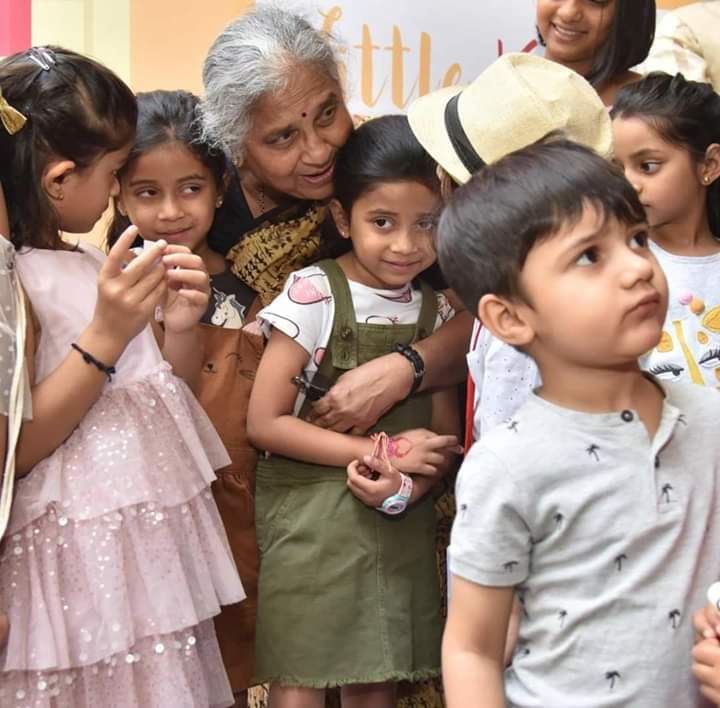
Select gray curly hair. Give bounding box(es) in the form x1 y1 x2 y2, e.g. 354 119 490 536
200 5 342 159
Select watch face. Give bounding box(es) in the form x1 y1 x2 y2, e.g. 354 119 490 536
381 495 408 516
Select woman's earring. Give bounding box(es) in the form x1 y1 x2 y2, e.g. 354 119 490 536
704 176 712 184
216 197 223 208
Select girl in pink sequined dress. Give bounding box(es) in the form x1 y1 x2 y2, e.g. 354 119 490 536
0 47 244 708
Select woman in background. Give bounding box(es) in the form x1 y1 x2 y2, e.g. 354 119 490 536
536 0 656 104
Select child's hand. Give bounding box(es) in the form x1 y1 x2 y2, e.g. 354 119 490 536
389 428 462 476
695 602 720 643
160 246 210 334
92 226 167 346
346 457 401 508
693 639 720 705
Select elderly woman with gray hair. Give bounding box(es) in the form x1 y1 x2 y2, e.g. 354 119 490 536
201 5 468 708
202 6 470 433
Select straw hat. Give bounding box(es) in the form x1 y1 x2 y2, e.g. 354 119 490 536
408 53 612 185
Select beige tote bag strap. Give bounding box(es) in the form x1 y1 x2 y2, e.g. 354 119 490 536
0 281 26 540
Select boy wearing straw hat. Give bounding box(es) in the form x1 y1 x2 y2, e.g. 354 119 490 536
408 53 613 448
437 137 720 707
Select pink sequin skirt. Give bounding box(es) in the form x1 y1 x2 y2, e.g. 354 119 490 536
0 364 244 707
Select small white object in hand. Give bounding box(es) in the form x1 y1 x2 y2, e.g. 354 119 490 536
707 582 720 609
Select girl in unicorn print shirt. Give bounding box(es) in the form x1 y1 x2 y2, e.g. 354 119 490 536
108 90 261 705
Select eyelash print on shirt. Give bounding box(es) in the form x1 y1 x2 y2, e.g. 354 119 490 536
648 362 685 378
699 348 720 368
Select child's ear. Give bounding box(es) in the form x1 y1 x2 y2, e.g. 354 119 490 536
42 159 76 202
328 199 351 239
435 165 456 204
115 195 128 217
701 143 720 186
215 171 231 209
477 293 535 349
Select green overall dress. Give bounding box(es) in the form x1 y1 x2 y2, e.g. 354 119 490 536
254 259 443 688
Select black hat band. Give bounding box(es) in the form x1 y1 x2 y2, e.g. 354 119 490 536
443 92 485 176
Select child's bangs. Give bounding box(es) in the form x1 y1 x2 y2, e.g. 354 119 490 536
546 193 647 242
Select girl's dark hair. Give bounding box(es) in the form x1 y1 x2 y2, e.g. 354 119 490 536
333 114 440 213
107 89 228 248
0 46 137 248
612 72 720 237
538 0 656 90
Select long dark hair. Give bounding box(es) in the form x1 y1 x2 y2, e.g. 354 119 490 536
538 0 656 90
612 72 720 237
0 46 137 248
107 89 228 248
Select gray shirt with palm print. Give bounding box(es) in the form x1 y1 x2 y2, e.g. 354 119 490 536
450 379 720 707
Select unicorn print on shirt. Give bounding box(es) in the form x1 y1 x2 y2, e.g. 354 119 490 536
210 288 246 329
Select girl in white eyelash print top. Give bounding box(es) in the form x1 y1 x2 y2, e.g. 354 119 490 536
612 72 720 388
0 47 243 708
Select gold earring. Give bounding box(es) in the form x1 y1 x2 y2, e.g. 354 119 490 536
704 176 711 184
216 197 223 208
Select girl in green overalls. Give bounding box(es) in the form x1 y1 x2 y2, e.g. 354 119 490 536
247 115 461 708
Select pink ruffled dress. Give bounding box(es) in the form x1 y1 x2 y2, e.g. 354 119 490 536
0 246 245 708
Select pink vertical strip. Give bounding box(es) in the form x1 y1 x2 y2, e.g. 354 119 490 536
0 0 32 56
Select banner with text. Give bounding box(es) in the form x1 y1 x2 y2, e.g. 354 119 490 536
257 0 683 116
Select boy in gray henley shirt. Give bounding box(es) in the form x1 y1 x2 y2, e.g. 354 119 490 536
438 140 720 707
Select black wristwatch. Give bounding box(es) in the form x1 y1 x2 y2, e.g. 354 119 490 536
393 343 425 394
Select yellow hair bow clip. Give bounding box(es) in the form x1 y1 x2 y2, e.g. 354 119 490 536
0 89 27 135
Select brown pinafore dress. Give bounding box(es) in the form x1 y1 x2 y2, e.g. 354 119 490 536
197 298 263 692
253 259 443 688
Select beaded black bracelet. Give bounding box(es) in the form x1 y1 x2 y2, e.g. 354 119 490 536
393 343 425 394
71 343 116 382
